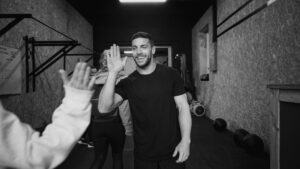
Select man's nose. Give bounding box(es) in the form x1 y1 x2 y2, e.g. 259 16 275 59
137 48 142 54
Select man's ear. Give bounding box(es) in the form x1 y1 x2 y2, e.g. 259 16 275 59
152 46 156 55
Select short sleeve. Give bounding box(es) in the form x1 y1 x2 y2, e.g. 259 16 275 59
172 69 186 96
115 78 128 100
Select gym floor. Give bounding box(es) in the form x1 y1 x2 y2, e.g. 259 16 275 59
55 116 269 169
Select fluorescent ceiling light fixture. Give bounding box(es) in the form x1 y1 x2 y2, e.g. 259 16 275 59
119 0 167 3
124 51 133 54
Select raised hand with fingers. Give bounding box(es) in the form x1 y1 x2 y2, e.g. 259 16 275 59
59 62 96 91
107 44 127 74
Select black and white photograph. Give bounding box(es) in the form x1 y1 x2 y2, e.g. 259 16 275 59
0 0 299 169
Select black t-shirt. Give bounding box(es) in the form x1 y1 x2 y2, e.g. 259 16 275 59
116 64 185 161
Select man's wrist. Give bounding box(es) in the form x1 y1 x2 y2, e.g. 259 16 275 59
108 71 119 77
107 71 120 81
181 138 191 144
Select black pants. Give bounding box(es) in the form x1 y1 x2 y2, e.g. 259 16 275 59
90 116 125 169
134 157 185 169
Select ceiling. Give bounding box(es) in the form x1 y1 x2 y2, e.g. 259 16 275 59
67 0 213 26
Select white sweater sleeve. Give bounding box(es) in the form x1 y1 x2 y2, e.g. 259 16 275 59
0 85 93 169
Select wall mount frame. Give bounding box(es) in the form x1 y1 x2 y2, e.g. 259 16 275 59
24 36 80 92
1 13 97 92
0 14 32 37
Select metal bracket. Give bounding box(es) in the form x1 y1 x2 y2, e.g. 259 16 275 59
0 14 32 37
1 14 96 93
66 53 94 76
216 0 275 38
24 36 80 92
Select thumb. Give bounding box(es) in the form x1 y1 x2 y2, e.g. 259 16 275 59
173 147 178 157
59 69 68 85
122 56 128 66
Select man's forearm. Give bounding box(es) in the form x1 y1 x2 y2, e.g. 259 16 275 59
98 72 118 113
178 105 192 143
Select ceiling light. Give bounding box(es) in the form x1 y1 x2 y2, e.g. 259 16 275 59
124 51 133 54
119 0 167 3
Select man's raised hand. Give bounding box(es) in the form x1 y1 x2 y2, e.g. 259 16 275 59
107 44 127 74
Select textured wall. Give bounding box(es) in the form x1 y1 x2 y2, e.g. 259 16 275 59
192 0 300 150
0 0 93 128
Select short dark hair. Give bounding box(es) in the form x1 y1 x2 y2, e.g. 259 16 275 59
131 31 154 46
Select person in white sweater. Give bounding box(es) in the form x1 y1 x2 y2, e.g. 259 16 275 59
0 62 96 169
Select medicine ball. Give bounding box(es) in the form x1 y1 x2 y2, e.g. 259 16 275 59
213 118 227 132
233 129 249 147
243 134 264 155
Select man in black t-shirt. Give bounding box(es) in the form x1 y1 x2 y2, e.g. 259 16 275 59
98 32 192 169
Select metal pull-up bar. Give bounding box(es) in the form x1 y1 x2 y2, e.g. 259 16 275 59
217 0 253 28
0 13 100 92
0 14 32 37
0 13 99 56
24 36 81 92
211 0 278 72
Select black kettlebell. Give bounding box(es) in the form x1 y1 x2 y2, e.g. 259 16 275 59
233 129 249 147
213 118 227 132
243 134 264 155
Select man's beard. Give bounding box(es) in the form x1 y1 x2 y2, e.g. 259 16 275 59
134 55 152 69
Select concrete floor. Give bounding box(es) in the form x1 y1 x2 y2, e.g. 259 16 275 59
56 116 269 169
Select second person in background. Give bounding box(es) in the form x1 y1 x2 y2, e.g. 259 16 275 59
89 50 132 169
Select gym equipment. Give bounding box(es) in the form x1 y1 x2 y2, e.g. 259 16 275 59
190 101 206 117
233 129 249 147
0 14 32 37
243 134 264 155
0 14 99 92
213 118 227 132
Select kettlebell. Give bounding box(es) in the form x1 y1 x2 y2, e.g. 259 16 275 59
243 134 264 155
213 118 227 132
233 129 249 147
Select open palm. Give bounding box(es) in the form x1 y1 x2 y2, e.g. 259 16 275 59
107 44 127 74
